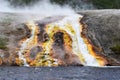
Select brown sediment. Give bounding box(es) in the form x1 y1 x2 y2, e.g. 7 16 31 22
51 31 81 66
17 15 107 67
17 16 82 66
36 16 64 43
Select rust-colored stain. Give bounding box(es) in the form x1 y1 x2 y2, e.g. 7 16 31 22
16 15 107 67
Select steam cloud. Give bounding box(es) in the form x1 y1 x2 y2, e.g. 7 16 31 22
0 0 76 16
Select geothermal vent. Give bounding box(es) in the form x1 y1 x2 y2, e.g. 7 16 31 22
15 14 107 67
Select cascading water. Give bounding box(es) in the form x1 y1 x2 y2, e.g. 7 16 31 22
17 14 106 67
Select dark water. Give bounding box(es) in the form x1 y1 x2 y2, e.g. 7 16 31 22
0 66 120 80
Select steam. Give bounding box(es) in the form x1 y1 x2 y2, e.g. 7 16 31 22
0 0 75 16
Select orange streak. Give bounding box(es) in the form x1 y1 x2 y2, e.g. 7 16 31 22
81 25 107 66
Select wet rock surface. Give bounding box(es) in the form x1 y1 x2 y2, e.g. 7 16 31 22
0 10 120 66
79 10 120 65
0 66 120 80
0 12 42 66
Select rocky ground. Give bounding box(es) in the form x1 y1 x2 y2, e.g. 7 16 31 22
79 10 120 65
0 66 120 80
0 10 120 66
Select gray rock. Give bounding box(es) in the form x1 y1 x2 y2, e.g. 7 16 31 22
79 10 120 65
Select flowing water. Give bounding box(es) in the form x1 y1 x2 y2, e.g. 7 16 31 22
17 14 106 67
